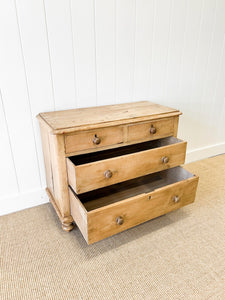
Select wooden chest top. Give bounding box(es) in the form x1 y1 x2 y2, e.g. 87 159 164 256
37 101 181 134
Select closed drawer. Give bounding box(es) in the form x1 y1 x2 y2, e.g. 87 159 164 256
128 118 174 143
67 136 187 194
65 126 124 154
69 166 199 244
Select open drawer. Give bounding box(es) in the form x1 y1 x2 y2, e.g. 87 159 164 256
69 166 199 244
67 136 187 194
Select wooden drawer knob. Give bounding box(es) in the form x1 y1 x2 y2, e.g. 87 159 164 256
93 134 101 145
104 170 112 179
162 156 169 164
116 216 124 225
150 125 157 134
173 195 180 203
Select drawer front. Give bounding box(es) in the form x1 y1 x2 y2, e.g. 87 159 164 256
65 126 124 154
87 176 198 244
128 118 174 143
67 139 187 194
69 169 199 244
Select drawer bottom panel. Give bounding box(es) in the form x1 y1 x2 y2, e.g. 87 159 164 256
69 166 198 244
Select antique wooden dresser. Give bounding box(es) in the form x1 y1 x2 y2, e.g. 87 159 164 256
37 101 198 244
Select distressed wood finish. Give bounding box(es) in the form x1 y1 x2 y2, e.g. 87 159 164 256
67 137 187 194
127 118 174 142
65 126 124 154
69 188 87 240
173 116 179 137
38 101 181 134
39 121 54 195
37 101 198 242
46 188 73 232
48 133 70 217
63 116 179 157
37 116 73 231
69 167 199 244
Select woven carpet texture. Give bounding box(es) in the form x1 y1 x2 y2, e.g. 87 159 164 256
1 154 225 299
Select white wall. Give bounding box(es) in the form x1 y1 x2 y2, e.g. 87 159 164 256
0 0 225 215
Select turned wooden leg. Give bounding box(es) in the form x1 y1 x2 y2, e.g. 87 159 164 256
62 220 74 232
46 188 74 232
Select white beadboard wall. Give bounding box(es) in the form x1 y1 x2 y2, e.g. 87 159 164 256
0 0 225 215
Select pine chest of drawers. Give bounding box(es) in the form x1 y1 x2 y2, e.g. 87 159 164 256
37 101 198 244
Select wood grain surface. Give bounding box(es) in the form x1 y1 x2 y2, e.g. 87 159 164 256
69 166 198 244
67 137 187 194
38 101 181 133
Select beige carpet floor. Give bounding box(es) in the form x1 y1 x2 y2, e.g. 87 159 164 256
1 155 225 299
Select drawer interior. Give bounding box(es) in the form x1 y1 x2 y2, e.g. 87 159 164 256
71 166 195 212
69 136 182 166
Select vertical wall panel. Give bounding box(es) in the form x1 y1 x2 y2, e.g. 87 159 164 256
15 0 55 187
187 0 217 148
0 92 18 197
1 0 225 214
163 0 187 106
71 0 97 107
116 0 136 103
44 0 76 110
199 0 225 146
148 0 172 102
0 0 41 192
95 0 115 106
133 0 154 100
213 37 225 142
178 0 203 110
189 0 216 109
202 0 225 120
176 0 203 148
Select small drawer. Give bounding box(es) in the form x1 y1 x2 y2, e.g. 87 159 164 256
128 118 174 143
65 126 124 154
67 136 187 194
69 166 199 244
